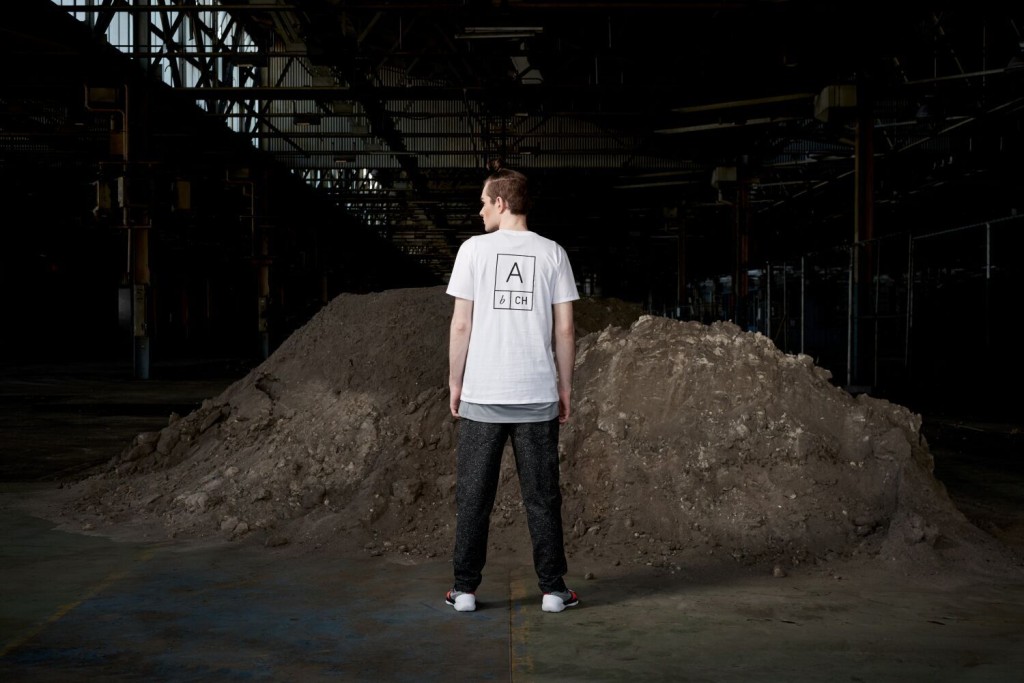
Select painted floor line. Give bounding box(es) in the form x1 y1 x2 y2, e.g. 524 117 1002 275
0 546 156 659
509 575 532 682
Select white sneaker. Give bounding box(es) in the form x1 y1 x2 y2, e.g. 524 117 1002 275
541 589 579 613
445 590 476 612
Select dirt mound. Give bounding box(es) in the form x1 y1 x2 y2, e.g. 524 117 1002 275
563 318 999 570
573 296 644 338
63 286 1013 573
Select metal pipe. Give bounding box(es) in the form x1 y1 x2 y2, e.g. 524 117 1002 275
904 233 914 375
63 1 750 8
781 260 788 350
199 131 639 139
132 226 151 380
846 246 854 388
207 111 662 118
873 239 880 389
913 213 1023 240
985 223 991 361
170 84 715 99
800 256 805 355
258 234 270 360
60 3 302 11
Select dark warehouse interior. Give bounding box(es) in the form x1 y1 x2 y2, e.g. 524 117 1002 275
2 0 1023 413
1 2 1023 680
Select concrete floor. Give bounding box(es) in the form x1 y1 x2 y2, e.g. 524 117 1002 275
2 360 1024 682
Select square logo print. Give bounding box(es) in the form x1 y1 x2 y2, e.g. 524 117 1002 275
494 253 535 311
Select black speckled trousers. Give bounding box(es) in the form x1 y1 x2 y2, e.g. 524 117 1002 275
453 418 569 594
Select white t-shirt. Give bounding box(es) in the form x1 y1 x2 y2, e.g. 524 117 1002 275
447 229 579 405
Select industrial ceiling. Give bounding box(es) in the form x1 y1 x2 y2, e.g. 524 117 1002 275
2 2 1023 358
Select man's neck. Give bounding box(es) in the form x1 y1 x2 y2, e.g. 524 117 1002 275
498 214 528 231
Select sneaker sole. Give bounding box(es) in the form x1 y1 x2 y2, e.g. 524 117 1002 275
541 593 579 613
446 592 476 612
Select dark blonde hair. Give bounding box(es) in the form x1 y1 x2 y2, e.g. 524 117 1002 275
484 168 530 215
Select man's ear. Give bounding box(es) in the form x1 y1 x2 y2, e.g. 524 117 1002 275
494 196 507 213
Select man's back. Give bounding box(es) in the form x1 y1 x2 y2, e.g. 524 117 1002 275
447 229 577 405
444 168 580 614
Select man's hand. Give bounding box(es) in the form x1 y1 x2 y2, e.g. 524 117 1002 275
553 301 575 425
450 384 462 419
449 297 473 420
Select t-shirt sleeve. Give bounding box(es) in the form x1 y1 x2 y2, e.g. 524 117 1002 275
446 239 475 300
552 245 580 304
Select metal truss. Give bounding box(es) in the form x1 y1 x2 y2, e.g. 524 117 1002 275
51 1 1024 282
55 0 444 267
57 1 267 138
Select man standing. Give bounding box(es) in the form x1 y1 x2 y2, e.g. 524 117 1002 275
445 168 580 613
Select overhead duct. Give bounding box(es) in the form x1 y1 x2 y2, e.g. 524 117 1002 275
711 166 737 189
813 84 857 122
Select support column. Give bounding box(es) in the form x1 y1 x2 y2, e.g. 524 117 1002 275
131 0 153 379
676 217 686 319
851 78 875 389
89 82 152 380
735 180 751 328
229 170 271 360
132 224 151 379
256 227 271 359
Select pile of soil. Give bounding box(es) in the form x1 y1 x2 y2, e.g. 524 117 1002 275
61 286 1012 572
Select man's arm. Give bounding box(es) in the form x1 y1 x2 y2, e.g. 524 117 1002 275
449 297 474 418
553 301 575 424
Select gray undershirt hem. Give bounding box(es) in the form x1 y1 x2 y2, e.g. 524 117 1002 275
458 401 559 423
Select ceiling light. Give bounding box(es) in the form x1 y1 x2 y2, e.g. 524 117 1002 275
456 26 543 40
